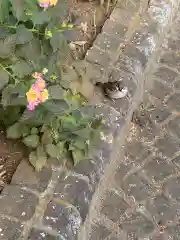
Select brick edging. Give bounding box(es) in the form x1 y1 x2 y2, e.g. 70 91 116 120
0 1 178 239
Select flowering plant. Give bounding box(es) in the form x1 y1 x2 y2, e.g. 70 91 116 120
0 0 103 170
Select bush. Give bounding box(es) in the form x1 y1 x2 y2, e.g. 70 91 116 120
0 0 103 171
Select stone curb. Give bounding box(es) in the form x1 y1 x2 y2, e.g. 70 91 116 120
0 1 178 239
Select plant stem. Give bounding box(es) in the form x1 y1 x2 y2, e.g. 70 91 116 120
0 62 17 83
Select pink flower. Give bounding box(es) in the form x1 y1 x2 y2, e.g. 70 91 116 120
27 100 40 111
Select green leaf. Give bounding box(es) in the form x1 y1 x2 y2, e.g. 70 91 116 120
16 25 33 44
29 147 47 171
41 129 53 144
0 35 17 59
1 84 26 107
0 0 9 23
16 39 41 64
7 122 22 139
11 60 33 78
48 85 65 100
31 10 50 25
23 134 39 148
44 100 69 116
10 0 25 21
50 33 68 53
74 127 91 139
31 127 38 135
0 68 9 90
45 142 64 159
24 0 39 12
72 148 85 165
36 146 47 170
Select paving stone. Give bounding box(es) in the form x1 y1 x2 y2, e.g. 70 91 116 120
101 190 129 222
166 224 180 240
173 79 180 89
103 20 127 38
115 53 143 81
150 80 171 100
154 135 180 158
167 116 180 139
86 47 111 68
164 177 180 201
121 172 155 202
0 185 38 221
94 32 122 54
123 45 148 68
154 66 178 83
143 157 175 183
168 38 180 51
43 200 81 240
11 160 52 192
148 104 171 123
28 229 58 240
89 223 111 240
54 175 92 221
85 61 108 84
160 51 180 71
132 24 158 58
146 194 178 223
0 217 23 240
116 0 140 13
172 154 180 167
114 163 132 183
166 93 180 111
110 8 133 26
124 140 152 165
120 212 154 237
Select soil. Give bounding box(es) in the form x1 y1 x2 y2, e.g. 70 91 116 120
0 0 113 191
0 130 25 191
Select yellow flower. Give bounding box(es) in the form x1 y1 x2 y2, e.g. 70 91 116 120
50 0 58 6
26 88 39 102
40 89 49 102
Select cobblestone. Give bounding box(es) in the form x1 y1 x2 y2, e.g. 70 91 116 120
0 185 38 221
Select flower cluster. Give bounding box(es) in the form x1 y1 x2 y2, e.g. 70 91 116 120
26 72 49 111
39 0 58 9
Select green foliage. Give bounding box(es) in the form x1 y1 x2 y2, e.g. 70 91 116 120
0 0 103 171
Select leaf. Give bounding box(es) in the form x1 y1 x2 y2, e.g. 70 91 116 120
0 0 9 23
48 85 65 100
0 68 9 90
16 39 41 65
72 148 85 165
31 127 38 135
10 0 25 21
11 60 33 78
74 127 91 139
23 134 39 148
31 10 50 25
45 142 64 159
24 0 38 12
29 147 47 171
41 129 53 144
36 146 47 171
50 33 68 53
16 25 33 44
7 122 22 139
43 100 69 116
0 35 17 59
1 84 26 107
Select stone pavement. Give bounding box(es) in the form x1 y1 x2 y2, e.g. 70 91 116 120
0 0 180 239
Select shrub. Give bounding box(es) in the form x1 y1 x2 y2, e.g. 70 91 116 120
0 0 103 171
